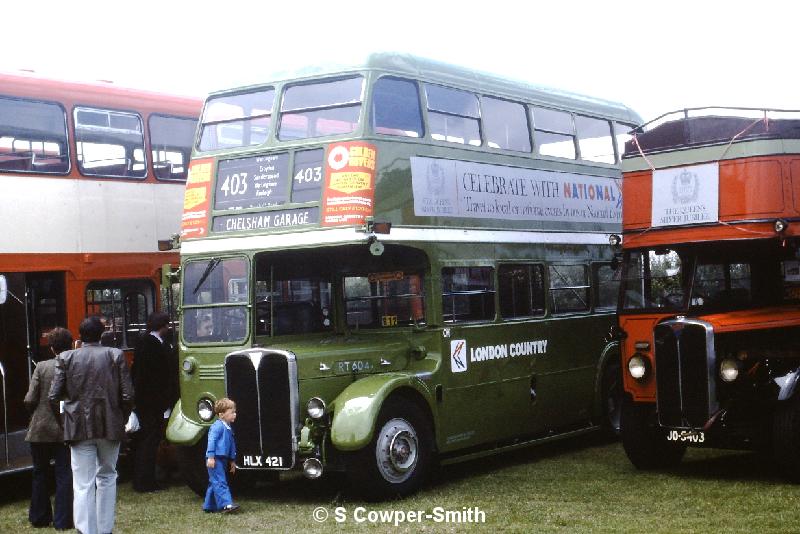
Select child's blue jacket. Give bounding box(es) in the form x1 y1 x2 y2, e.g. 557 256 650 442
205 419 236 459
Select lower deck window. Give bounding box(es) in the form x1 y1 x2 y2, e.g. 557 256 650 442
85 279 154 348
183 306 247 343
499 264 545 319
548 265 589 313
593 262 621 310
345 272 425 328
255 278 332 336
442 266 495 322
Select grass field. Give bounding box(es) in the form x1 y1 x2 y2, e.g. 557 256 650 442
1 435 799 533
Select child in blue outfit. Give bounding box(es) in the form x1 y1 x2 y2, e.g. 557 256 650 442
203 398 240 513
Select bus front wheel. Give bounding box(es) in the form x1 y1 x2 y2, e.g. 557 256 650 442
773 394 800 481
621 397 685 469
176 435 208 497
344 397 433 501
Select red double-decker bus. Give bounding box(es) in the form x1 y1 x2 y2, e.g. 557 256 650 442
0 71 201 474
617 108 800 479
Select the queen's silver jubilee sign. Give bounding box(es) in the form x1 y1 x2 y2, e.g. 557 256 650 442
651 162 719 227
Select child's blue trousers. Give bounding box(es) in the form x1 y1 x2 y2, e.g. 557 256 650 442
203 456 233 511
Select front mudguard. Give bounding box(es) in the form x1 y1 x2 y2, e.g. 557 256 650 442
329 373 433 452
166 399 208 446
593 341 621 418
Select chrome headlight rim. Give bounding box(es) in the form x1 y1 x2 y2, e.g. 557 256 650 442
303 457 324 479
719 358 740 382
307 397 327 420
627 354 650 381
182 357 196 374
197 398 215 422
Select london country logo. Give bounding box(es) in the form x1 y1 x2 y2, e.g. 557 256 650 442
450 339 467 373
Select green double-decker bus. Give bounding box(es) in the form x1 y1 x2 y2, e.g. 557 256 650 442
168 53 641 499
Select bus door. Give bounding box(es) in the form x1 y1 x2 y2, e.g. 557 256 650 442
160 264 181 347
0 272 65 434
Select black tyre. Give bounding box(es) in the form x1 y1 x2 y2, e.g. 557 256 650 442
621 397 685 470
773 395 800 481
600 359 623 437
345 396 433 501
176 434 208 497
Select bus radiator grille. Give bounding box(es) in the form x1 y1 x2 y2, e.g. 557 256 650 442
224 351 295 469
654 322 712 428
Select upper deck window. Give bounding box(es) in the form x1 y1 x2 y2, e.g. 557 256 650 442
74 107 146 178
532 107 576 159
425 84 481 146
371 77 423 138
0 96 68 174
482 97 531 152
278 76 363 140
198 89 274 151
575 115 614 164
149 114 196 181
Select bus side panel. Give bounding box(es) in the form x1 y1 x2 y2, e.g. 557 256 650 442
538 314 612 428
438 321 549 451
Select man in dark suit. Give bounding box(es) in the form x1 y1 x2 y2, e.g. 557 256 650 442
49 316 134 534
131 311 179 492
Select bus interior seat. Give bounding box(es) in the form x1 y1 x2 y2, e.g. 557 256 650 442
273 301 316 336
0 152 33 171
712 288 750 307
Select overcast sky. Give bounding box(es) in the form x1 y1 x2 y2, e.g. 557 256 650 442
1 1 794 123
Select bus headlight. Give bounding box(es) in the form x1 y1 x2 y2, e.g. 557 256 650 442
303 458 324 479
182 358 196 374
307 397 327 420
627 354 650 381
197 398 215 421
719 359 739 382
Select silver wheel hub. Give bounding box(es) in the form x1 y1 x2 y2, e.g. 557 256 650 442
375 418 419 483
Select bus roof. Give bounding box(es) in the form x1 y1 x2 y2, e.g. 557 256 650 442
0 70 201 117
623 107 800 171
207 52 641 124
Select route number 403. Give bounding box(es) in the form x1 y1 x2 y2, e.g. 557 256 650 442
294 166 322 184
220 173 248 196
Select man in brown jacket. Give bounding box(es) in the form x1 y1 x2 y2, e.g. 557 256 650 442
49 316 134 534
25 327 74 529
